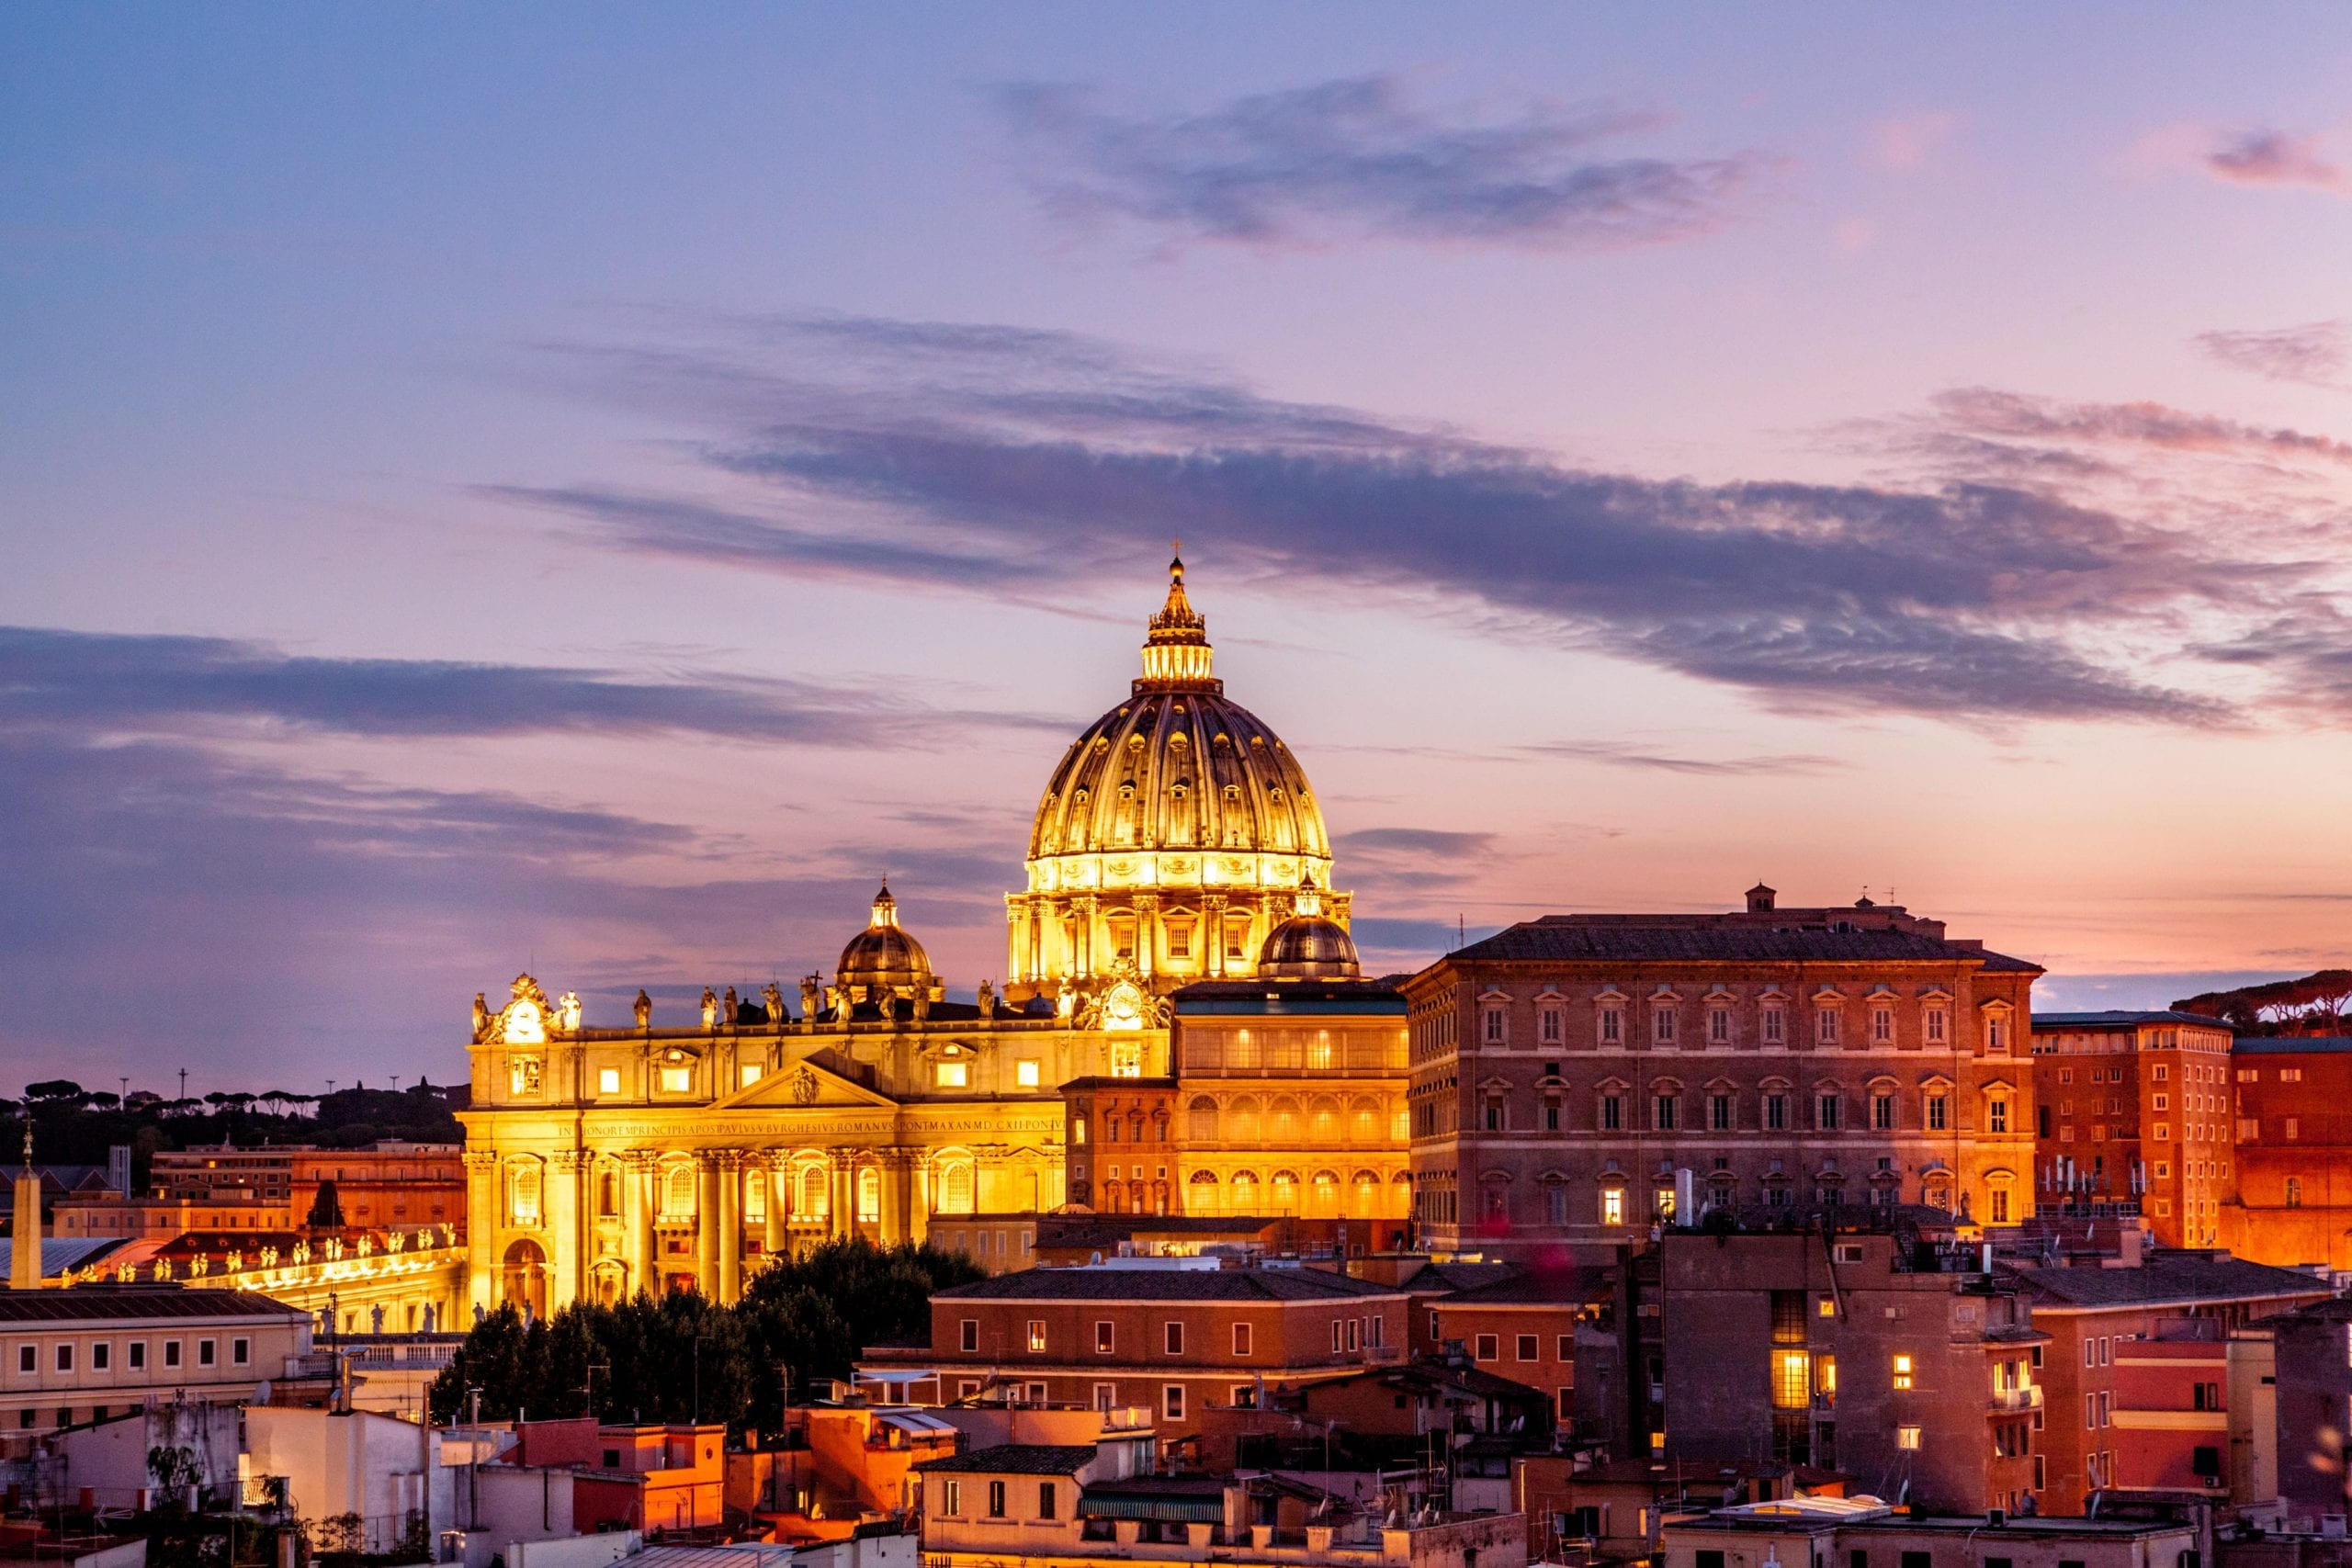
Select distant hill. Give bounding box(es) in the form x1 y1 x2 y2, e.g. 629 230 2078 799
3 1079 468 1188
2172 969 2352 1034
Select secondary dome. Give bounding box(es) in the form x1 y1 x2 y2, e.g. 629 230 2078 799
1257 874 1361 979
1027 554 1330 865
836 883 933 994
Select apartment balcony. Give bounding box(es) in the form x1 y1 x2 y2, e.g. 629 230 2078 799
1989 1384 2043 1413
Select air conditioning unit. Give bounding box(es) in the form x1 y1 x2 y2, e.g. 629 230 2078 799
1987 1509 2007 1529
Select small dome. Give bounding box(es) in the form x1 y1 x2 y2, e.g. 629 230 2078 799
1255 874 1360 979
836 884 933 993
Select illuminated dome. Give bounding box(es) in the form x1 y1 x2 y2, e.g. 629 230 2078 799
836 884 934 996
1005 553 1349 1000
1256 874 1362 980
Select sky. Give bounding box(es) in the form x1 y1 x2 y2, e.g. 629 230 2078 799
5 6 2351 1092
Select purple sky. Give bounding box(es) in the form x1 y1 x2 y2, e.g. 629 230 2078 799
5 7 2350 1092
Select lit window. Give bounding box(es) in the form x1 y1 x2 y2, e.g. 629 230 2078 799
1897 1425 1922 1450
741 1062 763 1089
1027 1321 1046 1353
1600 1188 1626 1226
935 1061 969 1089
659 1065 691 1093
1016 1060 1042 1089
1893 1353 1915 1390
509 1056 543 1096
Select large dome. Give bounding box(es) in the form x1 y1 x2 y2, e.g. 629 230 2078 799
836 883 934 995
1005 555 1348 1000
1028 556 1330 865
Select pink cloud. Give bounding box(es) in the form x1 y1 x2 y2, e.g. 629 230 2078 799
2204 128 2346 192
1871 111 1958 172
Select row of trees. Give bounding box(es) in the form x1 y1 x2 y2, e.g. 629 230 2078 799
5 1080 467 1173
426 1238 982 1438
2174 968 2352 1034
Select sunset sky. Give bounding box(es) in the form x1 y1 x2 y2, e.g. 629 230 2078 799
6 7 2351 1090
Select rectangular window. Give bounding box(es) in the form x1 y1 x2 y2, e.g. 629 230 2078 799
1542 1008 1563 1043
1763 1008 1785 1043
1710 1008 1730 1043
1927 1094 1948 1131
659 1065 691 1093
1654 1094 1678 1131
1600 1095 1623 1132
1893 1353 1915 1391
128 1342 145 1371
1038 1481 1057 1519
988 1480 1006 1518
1817 1009 1840 1045
935 1061 969 1089
1872 1008 1894 1043
1989 1099 2009 1134
1559 1335 1576 1359
1600 1188 1625 1226
960 1319 979 1353
91 1343 108 1372
598 1067 621 1095
55 1344 73 1373
1765 1094 1788 1131
1163 1383 1185 1420
198 1339 216 1368
1872 1093 1894 1130
1518 1335 1539 1361
1092 1382 1116 1412
1094 1321 1114 1354
1476 1334 1498 1361
1485 1009 1505 1043
1710 1093 1733 1131
1164 1322 1184 1356
1601 1008 1623 1044
1015 1060 1042 1089
1233 1322 1252 1357
1546 1186 1567 1224
1817 1093 1840 1130
1926 1010 1947 1043
944 1480 960 1517
231 1337 249 1367
1655 1009 1677 1043
1027 1321 1047 1353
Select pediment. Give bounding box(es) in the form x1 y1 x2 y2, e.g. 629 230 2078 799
718 1055 899 1111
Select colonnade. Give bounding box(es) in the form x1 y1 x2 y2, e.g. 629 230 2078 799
468 1143 1035 1314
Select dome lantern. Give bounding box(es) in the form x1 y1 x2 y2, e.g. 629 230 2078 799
1136 547 1219 694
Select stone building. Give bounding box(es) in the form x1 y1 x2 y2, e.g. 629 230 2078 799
454 558 1381 1316
1404 886 2042 1256
2219 1037 2352 1274
2029 1010 2235 1247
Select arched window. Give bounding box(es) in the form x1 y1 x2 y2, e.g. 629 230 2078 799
1352 1170 1381 1218
1230 1170 1261 1212
1350 1097 1381 1142
743 1169 767 1224
663 1164 697 1222
1188 1170 1221 1215
1308 1096 1340 1143
1189 1096 1220 1142
858 1167 882 1224
597 1168 621 1217
799 1165 829 1218
1271 1169 1299 1213
1271 1097 1302 1143
1229 1096 1261 1143
508 1162 542 1226
1310 1170 1340 1217
939 1160 976 1215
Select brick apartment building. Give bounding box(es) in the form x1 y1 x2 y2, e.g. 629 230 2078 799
2006 1247 2329 1511
149 1142 463 1230
2222 1038 2352 1273
1405 887 2041 1257
2030 1011 2235 1248
1659 1220 2045 1516
856 1263 1409 1446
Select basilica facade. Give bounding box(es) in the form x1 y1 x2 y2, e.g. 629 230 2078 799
455 558 1408 1317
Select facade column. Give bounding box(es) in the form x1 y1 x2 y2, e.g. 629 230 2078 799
831 1149 856 1239
763 1157 786 1258
619 1154 648 1301
878 1150 907 1246
548 1150 585 1312
695 1156 719 1297
1204 895 1227 977
462 1153 498 1313
907 1156 931 1247
1135 894 1159 979
1005 899 1025 991
1027 897 1046 983
717 1151 743 1303
1075 895 1097 978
